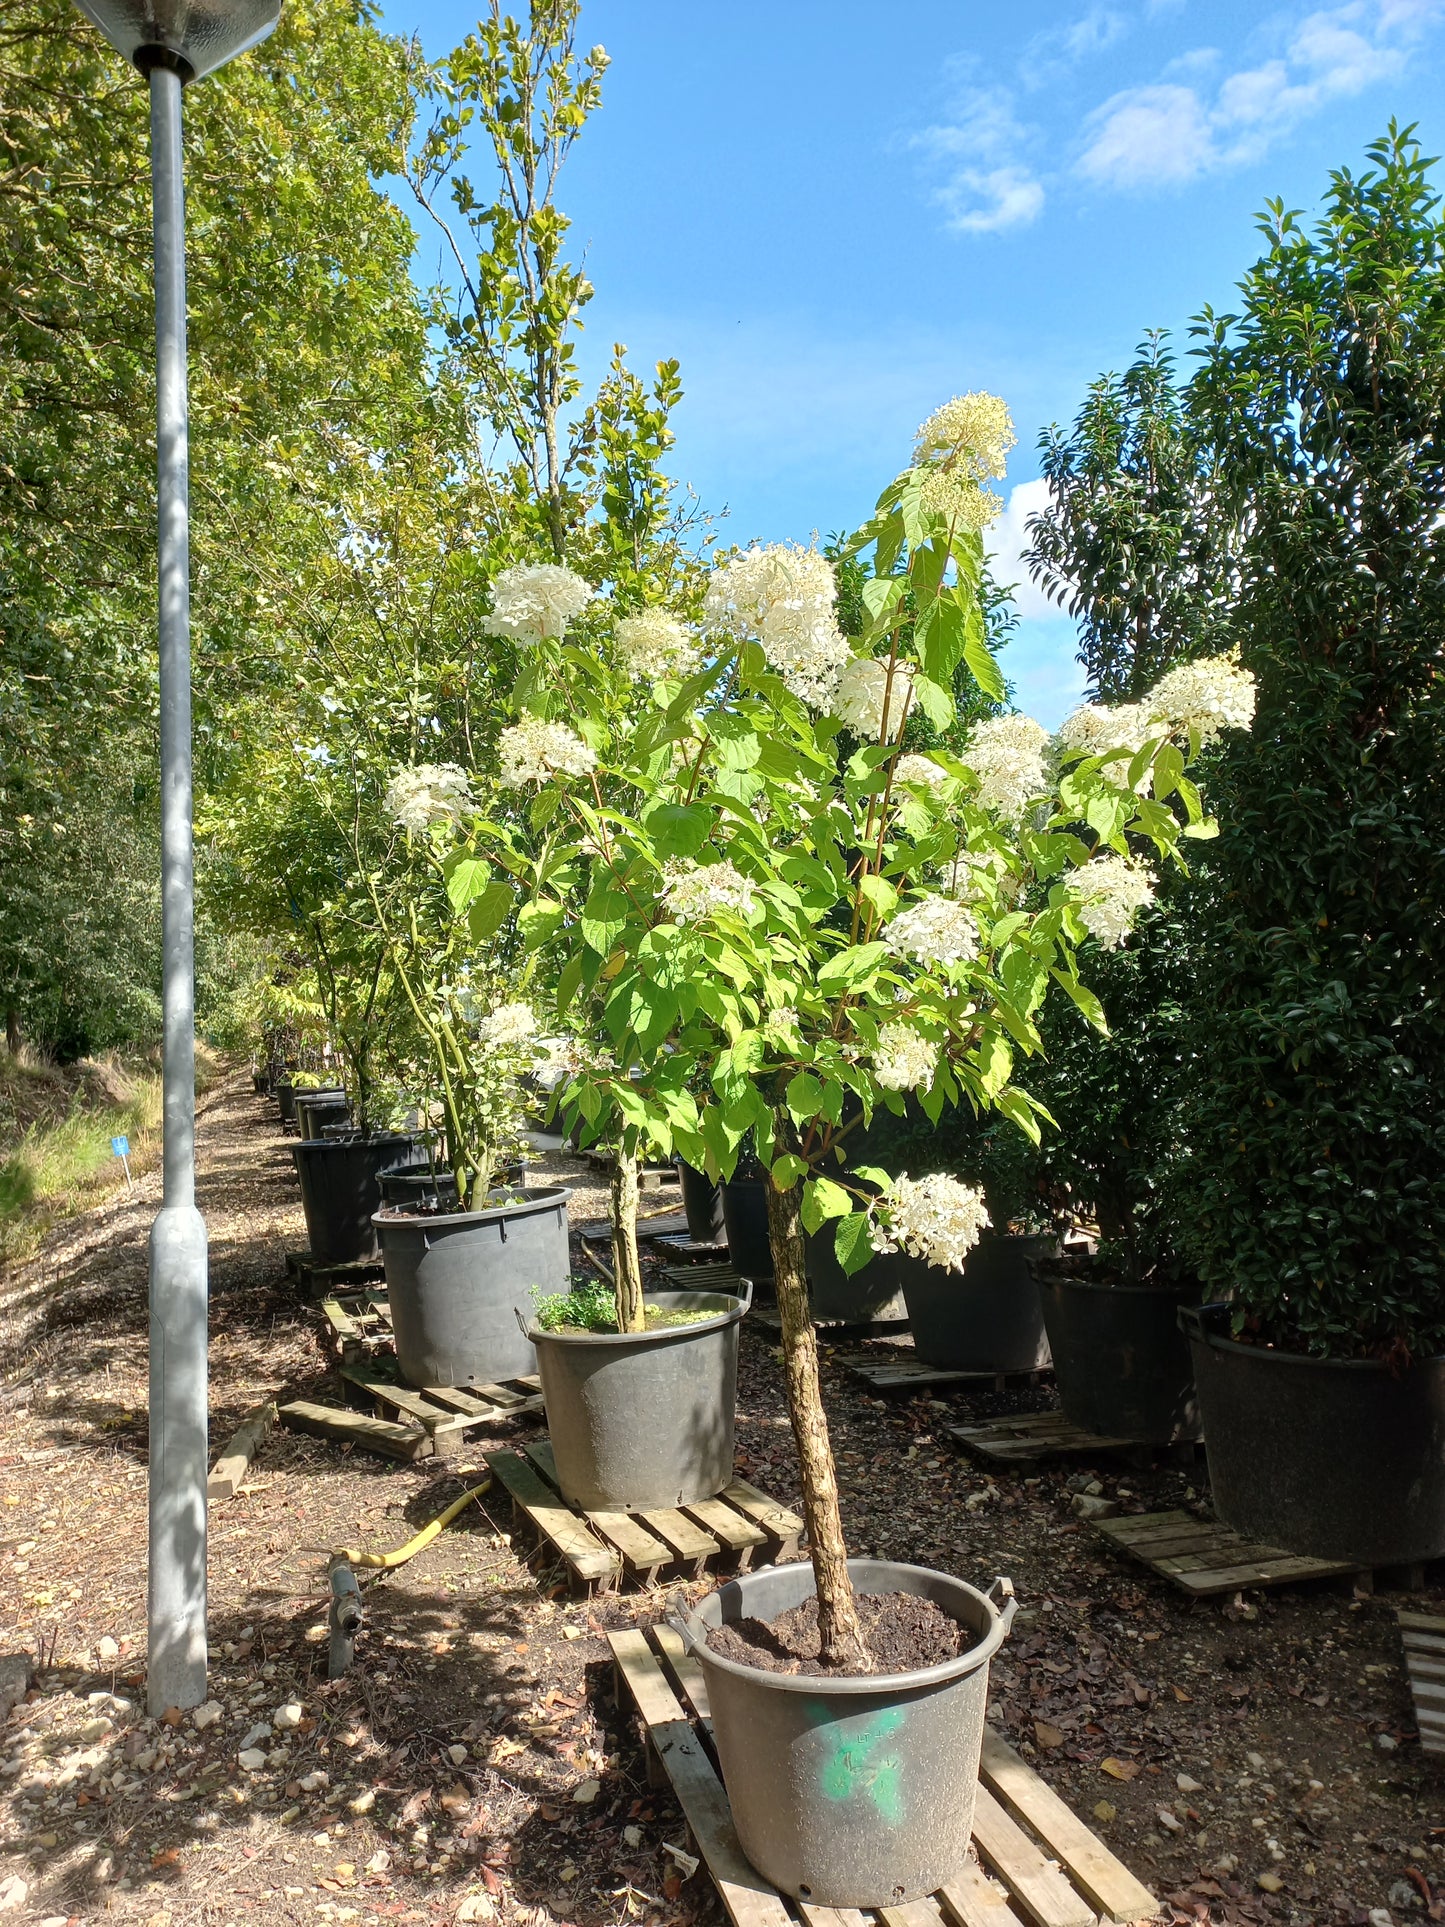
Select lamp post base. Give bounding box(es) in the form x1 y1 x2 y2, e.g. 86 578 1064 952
146 1202 209 1714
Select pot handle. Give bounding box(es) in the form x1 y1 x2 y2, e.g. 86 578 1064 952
1176 1302 1206 1339
670 1603 713 1657
986 1575 1018 1637
514 1306 534 1339
734 1275 754 1312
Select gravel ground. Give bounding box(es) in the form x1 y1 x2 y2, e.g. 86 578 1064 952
0 1072 1439 1927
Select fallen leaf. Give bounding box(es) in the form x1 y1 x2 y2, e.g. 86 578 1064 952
1172 1685 1193 1703
1093 1801 1117 1824
1033 1721 1064 1749
1100 1758 1140 1781
151 1848 183 1869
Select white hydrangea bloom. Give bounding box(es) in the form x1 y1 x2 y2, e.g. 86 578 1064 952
763 1006 803 1042
870 1172 991 1273
963 713 1051 816
661 858 757 921
384 763 473 833
1055 701 1159 758
497 718 597 788
832 656 913 740
614 610 701 681
914 392 1015 478
485 563 593 643
883 894 980 968
473 1001 539 1049
918 469 1004 531
1070 853 1157 949
893 753 951 791
701 544 852 709
1146 655 1257 744
940 847 1020 908
872 1022 938 1092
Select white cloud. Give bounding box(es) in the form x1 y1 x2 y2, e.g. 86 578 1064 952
985 479 1069 621
1078 3 1434 192
1022 7 1129 86
912 85 1045 234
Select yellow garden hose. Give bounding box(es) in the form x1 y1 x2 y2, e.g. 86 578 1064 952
330 1474 493 1571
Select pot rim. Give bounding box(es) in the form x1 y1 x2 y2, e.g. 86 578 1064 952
1038 1270 1203 1298
372 1183 573 1230
1182 1301 1445 1372
679 1558 1015 1695
292 1131 421 1154
527 1283 752 1349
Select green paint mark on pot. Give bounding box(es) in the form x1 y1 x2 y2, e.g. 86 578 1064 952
815 1705 906 1822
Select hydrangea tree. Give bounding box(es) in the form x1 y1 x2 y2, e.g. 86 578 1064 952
456 397 1247 1665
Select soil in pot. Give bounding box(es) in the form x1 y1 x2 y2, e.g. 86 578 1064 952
706 1590 974 1678
1036 1256 1202 1442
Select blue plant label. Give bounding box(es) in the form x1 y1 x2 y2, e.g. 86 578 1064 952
111 1136 130 1158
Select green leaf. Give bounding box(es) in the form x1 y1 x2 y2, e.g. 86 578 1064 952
833 1209 875 1275
911 673 954 731
785 1070 825 1120
444 856 491 914
801 1174 851 1232
642 800 712 859
467 879 514 942
771 1153 809 1190
962 611 1005 701
1050 968 1109 1032
816 941 888 993
517 896 563 947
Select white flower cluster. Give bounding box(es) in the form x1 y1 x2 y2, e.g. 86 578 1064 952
497 718 597 788
1055 701 1158 759
1070 853 1157 949
473 1001 538 1049
869 1172 991 1273
1147 655 1257 744
614 609 700 681
963 713 1051 816
763 1006 803 1043
941 847 1021 910
485 563 593 643
832 656 913 740
384 762 473 833
661 857 757 921
913 392 1016 531
883 893 980 968
893 753 951 790
872 1022 938 1092
701 544 853 709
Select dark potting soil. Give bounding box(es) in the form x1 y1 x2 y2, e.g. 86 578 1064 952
706 1589 975 1678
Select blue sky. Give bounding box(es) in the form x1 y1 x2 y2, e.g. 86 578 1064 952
379 0 1445 722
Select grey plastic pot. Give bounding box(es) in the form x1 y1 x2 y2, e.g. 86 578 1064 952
678 1161 726 1244
292 1133 427 1266
528 1284 751 1511
1036 1264 1202 1442
805 1233 909 1325
295 1090 350 1140
720 1174 773 1282
900 1234 1055 1372
677 1561 1016 1907
1182 1303 1445 1565
378 1169 461 1211
375 1186 571 1389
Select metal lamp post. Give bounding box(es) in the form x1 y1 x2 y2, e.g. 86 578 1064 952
71 0 282 1713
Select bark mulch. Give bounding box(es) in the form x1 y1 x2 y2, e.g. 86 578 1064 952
0 1073 1438 1927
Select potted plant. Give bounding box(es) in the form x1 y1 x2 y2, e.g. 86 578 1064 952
487 392 1233 1902
1166 134 1445 1564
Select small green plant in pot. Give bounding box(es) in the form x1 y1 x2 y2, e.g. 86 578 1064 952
489 390 1238 1903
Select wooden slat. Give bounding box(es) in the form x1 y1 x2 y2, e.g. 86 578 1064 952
1095 1511 1193 1543
208 1399 278 1500
684 1496 768 1564
652 1623 712 1722
341 1364 461 1433
612 1628 690 1726
978 1731 1154 1924
485 1450 617 1584
798 1905 871 1927
320 1295 360 1340
588 1509 675 1574
969 1786 1095 1927
459 1379 533 1410
639 1507 721 1574
1399 1611 1445 1636
941 1863 1031 1926
418 1384 500 1418
881 1899 952 1927
721 1478 804 1557
279 1399 431 1462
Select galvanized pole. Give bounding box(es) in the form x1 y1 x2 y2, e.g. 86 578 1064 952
145 57 209 1715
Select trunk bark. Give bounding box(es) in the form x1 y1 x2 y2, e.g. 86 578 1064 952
5 1010 19 1056
765 1110 870 1671
611 1149 645 1333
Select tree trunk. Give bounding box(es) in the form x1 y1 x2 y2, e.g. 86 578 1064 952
611 1148 645 1333
766 1110 870 1671
5 1009 19 1056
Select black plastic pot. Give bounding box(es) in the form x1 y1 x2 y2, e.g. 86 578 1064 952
1036 1264 1202 1442
375 1186 571 1388
295 1090 350 1140
678 1161 726 1244
378 1169 461 1211
1182 1303 1445 1565
530 1284 750 1510
720 1174 773 1282
805 1232 909 1324
899 1234 1055 1372
275 1080 299 1127
291 1133 429 1267
678 1561 1016 1907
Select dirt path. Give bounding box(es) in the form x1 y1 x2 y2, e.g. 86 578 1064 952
0 1075 1439 1927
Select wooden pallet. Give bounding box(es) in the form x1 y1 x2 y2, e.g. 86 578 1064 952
286 1250 385 1295
485 1440 804 1594
318 1288 394 1362
947 1412 1139 1463
660 1262 754 1293
851 1355 1046 1396
1093 1509 1362 1597
754 1307 911 1341
652 1233 731 1263
582 1153 680 1190
1399 1611 1445 1755
577 1211 692 1245
609 1622 1159 1927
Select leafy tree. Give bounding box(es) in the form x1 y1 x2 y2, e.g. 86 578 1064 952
1178 126 1445 1355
